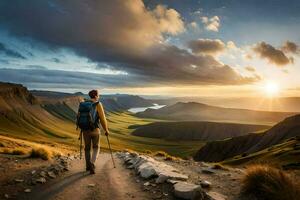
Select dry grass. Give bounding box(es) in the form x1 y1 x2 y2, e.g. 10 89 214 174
144 150 152 154
1 148 12 154
11 148 27 155
29 147 52 160
164 155 181 161
0 142 4 147
153 151 168 157
0 148 27 155
240 165 300 200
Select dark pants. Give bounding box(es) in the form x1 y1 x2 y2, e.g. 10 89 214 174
83 128 100 169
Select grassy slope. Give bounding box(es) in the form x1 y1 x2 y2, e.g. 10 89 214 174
222 137 300 168
0 103 204 158
102 112 205 157
131 121 269 141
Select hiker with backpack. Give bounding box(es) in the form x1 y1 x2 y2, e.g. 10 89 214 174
76 89 109 174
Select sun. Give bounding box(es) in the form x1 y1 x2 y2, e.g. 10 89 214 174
264 81 279 97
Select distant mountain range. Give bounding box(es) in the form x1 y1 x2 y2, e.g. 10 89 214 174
153 96 300 112
136 102 297 125
194 114 300 166
32 90 154 112
131 121 269 141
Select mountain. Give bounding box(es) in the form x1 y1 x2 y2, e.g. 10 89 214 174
136 102 296 125
0 82 78 143
150 96 300 112
131 121 269 141
102 94 154 109
194 114 300 165
0 82 206 158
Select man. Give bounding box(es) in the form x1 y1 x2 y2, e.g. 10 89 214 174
77 89 109 174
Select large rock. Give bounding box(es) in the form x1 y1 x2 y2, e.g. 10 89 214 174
138 163 157 179
120 152 189 183
156 171 188 183
174 182 210 200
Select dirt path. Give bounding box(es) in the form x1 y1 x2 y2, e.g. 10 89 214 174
22 153 152 200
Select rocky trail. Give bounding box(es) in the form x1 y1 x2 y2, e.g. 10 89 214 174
0 152 245 200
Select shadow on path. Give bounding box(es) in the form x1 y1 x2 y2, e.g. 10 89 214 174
22 171 90 200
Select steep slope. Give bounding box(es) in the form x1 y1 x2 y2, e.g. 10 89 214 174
131 121 269 141
0 82 78 143
136 102 296 125
194 114 300 164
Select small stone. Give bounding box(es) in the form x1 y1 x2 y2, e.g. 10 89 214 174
36 177 46 184
88 183 95 187
14 179 24 183
200 180 211 188
24 189 31 193
40 171 46 177
31 170 36 175
143 182 150 186
4 194 9 199
48 171 56 179
201 168 215 174
167 179 180 184
151 183 157 187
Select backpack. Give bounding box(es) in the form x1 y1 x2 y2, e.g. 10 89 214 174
76 100 100 131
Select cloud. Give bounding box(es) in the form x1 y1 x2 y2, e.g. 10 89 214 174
188 39 225 55
201 16 220 32
0 42 25 59
253 42 290 66
245 66 256 72
281 41 299 54
0 0 256 86
188 21 198 29
227 41 237 50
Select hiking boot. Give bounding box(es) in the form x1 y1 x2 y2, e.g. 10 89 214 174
86 166 91 171
90 163 95 174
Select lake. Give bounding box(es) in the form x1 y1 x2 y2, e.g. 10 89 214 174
128 103 165 113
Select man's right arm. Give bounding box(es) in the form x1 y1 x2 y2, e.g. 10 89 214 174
97 103 109 134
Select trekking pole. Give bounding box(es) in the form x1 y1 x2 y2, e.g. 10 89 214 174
79 130 83 160
106 135 116 168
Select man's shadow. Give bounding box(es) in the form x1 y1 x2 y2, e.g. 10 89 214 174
23 171 90 200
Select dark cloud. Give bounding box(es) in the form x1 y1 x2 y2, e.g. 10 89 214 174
0 42 25 59
0 0 257 85
50 58 62 63
253 42 290 66
281 41 299 54
25 65 48 70
188 39 225 55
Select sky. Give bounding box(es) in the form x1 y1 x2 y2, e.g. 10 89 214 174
0 0 300 97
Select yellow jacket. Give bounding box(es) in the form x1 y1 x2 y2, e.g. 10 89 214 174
96 102 109 132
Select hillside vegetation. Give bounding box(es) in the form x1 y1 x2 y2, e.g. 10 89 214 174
136 102 296 125
131 121 269 141
0 82 204 158
194 114 300 167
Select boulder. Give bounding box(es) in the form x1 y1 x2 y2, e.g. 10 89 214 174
138 163 157 179
156 171 188 183
174 182 209 200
